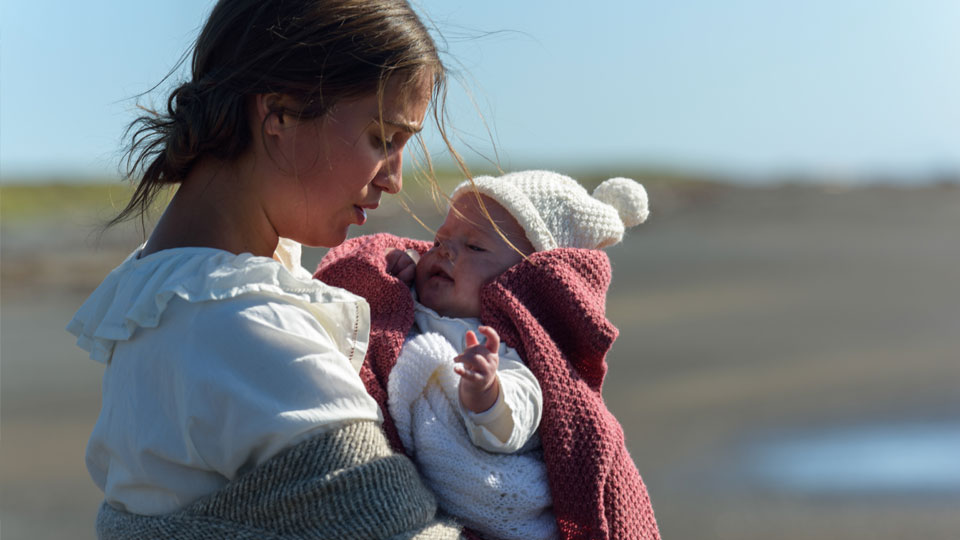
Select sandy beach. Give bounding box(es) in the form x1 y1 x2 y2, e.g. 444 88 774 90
2 180 958 539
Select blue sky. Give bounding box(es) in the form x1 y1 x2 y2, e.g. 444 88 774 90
2 0 959 181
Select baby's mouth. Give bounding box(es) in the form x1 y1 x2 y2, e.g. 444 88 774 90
430 267 453 282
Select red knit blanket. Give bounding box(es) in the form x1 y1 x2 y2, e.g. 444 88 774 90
316 233 660 540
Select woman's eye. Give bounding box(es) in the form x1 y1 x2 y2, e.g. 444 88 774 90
373 135 394 150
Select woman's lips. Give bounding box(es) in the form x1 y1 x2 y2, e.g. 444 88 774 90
354 202 379 226
353 206 367 225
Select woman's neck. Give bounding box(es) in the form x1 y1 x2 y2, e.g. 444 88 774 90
141 157 278 258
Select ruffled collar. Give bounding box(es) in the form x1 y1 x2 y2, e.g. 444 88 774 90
67 240 369 366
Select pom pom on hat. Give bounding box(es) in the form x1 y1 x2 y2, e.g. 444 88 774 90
450 170 649 252
592 177 649 228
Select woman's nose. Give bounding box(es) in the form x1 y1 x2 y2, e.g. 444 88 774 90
374 154 403 194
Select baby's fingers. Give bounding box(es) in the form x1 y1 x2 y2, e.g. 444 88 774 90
464 330 480 349
476 325 500 354
454 362 489 385
385 249 410 272
457 351 497 377
395 262 415 283
384 248 404 267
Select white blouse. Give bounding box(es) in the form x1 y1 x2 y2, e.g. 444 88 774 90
67 239 380 515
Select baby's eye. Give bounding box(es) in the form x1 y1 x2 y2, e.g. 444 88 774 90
467 244 486 252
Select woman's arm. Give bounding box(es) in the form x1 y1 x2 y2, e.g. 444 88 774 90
176 294 382 478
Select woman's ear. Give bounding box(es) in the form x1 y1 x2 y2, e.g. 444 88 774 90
255 93 290 137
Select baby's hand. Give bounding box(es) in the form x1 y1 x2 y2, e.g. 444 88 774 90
456 326 501 413
384 248 417 285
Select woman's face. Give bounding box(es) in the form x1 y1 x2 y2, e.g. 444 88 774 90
262 76 432 248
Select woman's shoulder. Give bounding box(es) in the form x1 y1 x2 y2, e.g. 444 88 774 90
67 245 367 365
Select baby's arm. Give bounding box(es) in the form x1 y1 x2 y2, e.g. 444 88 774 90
455 326 502 413
457 327 543 454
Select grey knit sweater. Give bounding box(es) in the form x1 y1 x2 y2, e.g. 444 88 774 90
95 420 463 539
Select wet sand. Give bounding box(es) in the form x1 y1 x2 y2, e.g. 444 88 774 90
2 181 959 539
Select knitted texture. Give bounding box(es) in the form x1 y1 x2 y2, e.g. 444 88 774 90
313 233 429 452
389 331 556 540
95 420 463 540
450 170 649 251
479 250 660 540
316 234 660 540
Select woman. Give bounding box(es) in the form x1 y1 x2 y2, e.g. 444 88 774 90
67 0 464 537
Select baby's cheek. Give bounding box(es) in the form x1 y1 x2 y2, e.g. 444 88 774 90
413 270 427 297
413 258 438 295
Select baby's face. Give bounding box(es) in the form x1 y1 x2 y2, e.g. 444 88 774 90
415 194 535 318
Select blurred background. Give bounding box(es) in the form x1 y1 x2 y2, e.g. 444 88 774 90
2 1 959 538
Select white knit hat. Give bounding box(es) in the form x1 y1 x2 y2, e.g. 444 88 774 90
450 170 649 252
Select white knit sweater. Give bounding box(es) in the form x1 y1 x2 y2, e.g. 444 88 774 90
387 307 557 540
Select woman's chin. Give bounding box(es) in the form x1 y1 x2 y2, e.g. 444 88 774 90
295 230 349 249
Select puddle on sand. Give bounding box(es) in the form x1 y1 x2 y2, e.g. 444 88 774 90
744 422 960 494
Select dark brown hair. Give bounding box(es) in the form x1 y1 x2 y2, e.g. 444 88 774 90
112 0 462 227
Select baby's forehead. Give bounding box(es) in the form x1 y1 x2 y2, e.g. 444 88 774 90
450 193 502 212
444 193 535 253
454 193 518 218
446 195 509 231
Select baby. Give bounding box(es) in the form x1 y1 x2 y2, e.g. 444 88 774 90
316 170 658 540
387 172 646 538
384 180 554 540
385 180 544 448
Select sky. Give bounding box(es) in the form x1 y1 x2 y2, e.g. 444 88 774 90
2 0 959 182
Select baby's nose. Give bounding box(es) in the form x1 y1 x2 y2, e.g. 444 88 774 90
437 241 456 261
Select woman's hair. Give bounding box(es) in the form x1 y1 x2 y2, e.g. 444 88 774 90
112 0 462 227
